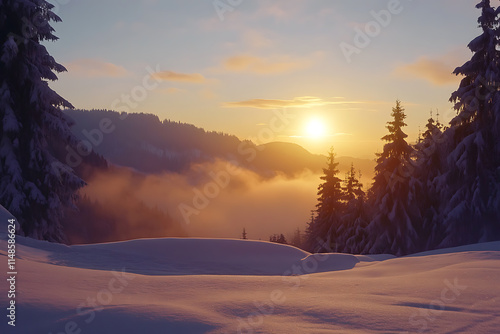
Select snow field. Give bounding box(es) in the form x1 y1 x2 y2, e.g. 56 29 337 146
0 233 499 333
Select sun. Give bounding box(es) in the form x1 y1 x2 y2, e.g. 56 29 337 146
306 118 327 138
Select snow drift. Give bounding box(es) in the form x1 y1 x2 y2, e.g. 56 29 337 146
1 231 499 333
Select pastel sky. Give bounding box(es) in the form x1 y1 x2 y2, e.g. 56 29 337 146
45 0 494 158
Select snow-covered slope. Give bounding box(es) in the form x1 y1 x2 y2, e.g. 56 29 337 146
11 237 393 276
0 236 499 333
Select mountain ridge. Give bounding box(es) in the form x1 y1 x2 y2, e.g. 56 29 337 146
64 109 375 180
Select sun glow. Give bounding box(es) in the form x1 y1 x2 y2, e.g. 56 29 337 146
306 118 327 139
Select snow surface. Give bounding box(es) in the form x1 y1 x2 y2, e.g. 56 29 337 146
0 233 499 333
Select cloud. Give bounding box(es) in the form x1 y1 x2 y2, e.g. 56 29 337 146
223 96 367 109
152 71 207 83
256 0 306 20
223 54 309 74
394 56 461 86
66 59 129 78
288 133 353 139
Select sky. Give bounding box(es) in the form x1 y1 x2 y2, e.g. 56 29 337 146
44 0 494 158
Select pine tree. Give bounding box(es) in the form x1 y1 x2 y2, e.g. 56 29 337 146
336 164 368 254
422 112 439 141
269 233 287 244
241 228 247 240
290 228 303 248
413 111 446 250
0 0 84 241
415 112 445 185
305 209 316 248
342 164 364 203
364 100 420 255
436 0 500 247
306 148 344 252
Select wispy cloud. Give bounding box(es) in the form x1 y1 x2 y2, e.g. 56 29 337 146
394 53 465 86
223 54 310 74
256 0 306 20
223 96 369 109
288 133 353 139
152 71 207 83
66 59 129 78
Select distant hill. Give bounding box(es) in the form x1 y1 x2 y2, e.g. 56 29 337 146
255 142 375 181
64 109 374 179
64 109 241 174
252 142 325 176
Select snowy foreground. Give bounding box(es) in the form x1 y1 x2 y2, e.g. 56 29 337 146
1 228 500 332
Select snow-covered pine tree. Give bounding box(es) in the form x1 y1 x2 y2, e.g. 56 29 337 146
342 163 364 203
363 100 421 255
306 148 344 252
436 0 500 247
0 0 84 241
422 112 441 141
336 164 368 254
412 112 446 250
